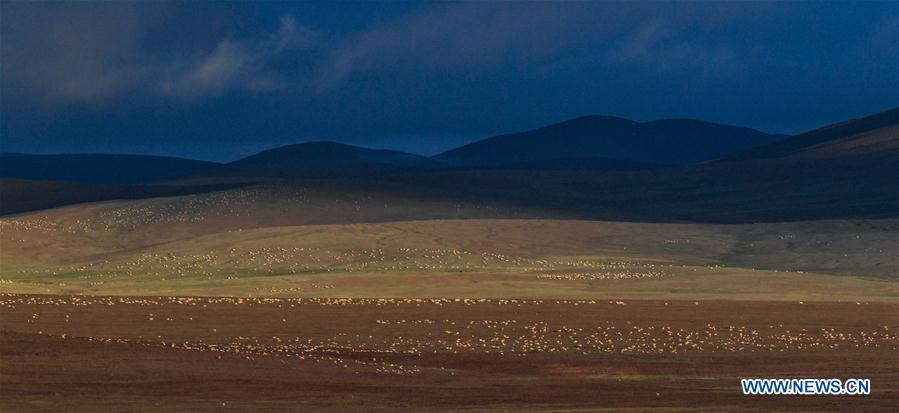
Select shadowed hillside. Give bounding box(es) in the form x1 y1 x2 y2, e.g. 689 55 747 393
0 179 245 215
0 154 222 184
2 109 895 222
436 116 785 167
230 141 434 167
722 108 899 161
387 108 899 223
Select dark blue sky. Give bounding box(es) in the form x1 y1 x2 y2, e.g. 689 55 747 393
1 1 896 161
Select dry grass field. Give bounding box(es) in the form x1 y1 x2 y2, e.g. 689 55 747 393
2 295 897 412
1 192 897 411
0 190 896 299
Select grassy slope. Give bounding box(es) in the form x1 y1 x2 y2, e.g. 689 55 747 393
1 189 895 300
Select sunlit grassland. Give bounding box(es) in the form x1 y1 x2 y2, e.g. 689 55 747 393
1 261 895 302
1 198 896 300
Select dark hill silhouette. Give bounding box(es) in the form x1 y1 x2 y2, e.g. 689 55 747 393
768 122 897 162
385 109 899 222
3 109 895 222
230 141 432 167
720 107 899 161
435 116 786 167
0 179 242 215
219 141 440 179
0 154 221 184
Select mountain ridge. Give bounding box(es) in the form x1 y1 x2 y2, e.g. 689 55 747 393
435 115 786 167
720 107 899 161
229 141 433 167
0 153 222 184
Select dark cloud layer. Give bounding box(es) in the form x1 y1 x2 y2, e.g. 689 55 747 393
1 1 896 161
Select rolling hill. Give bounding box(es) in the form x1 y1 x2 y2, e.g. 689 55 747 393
230 141 432 167
0 143 436 186
0 179 243 215
0 154 221 184
2 202 895 298
216 141 441 179
721 107 899 161
1 110 895 298
1 108 895 222
435 116 786 167
384 107 899 223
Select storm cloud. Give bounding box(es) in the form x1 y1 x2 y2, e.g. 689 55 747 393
1 1 896 160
